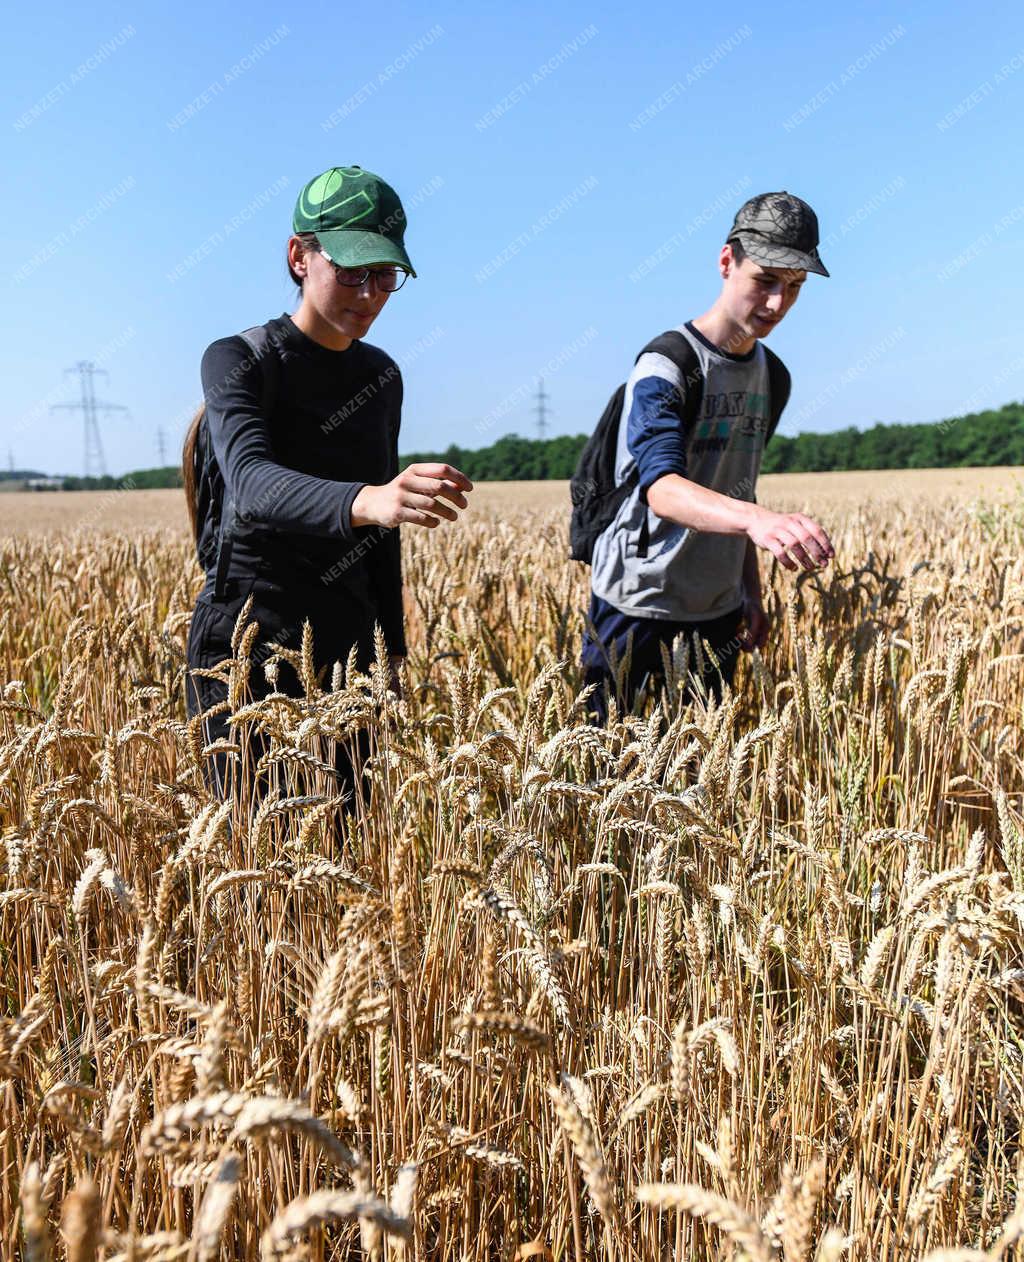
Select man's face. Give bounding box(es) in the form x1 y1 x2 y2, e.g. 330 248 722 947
299 242 392 339
723 245 805 343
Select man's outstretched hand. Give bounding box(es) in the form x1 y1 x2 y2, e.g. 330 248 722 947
351 463 474 530
747 507 834 573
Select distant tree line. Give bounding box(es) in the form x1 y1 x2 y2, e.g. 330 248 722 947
15 400 1023 490
400 433 586 481
59 466 182 491
761 402 1024 472
403 402 1024 479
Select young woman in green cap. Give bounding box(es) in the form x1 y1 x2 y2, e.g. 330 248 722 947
182 165 472 804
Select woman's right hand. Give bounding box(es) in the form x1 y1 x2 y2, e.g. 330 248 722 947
350 463 474 529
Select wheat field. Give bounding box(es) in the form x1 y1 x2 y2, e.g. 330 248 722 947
1 465 1023 534
1 478 1023 1260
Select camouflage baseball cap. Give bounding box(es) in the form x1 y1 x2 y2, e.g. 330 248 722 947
293 166 416 276
728 191 829 277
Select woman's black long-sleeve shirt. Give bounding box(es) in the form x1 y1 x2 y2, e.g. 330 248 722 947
197 311 406 658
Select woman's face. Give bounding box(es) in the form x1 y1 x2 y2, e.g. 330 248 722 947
299 242 391 341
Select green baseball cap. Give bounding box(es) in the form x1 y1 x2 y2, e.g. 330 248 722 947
292 165 416 277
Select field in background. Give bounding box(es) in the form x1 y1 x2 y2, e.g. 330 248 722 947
2 479 1023 1259
1 465 1023 535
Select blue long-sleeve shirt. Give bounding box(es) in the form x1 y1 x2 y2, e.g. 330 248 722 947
198 311 406 656
626 375 692 492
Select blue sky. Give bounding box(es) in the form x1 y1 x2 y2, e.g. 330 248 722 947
3 0 1023 476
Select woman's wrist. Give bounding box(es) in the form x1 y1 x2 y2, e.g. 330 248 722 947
350 484 379 529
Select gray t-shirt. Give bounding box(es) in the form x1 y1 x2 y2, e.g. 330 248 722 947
590 321 772 621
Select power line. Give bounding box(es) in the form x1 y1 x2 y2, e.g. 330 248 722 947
534 378 550 440
50 361 130 478
156 426 167 467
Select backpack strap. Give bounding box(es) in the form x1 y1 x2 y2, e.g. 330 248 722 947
634 330 703 558
763 345 791 443
212 324 282 600
239 323 283 407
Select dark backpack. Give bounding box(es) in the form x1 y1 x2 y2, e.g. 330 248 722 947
568 330 791 563
193 324 281 598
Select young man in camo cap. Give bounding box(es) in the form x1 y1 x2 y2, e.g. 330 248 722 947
582 191 836 721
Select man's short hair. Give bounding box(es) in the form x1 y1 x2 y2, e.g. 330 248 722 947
726 236 746 265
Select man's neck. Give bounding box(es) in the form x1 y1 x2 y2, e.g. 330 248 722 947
690 306 755 358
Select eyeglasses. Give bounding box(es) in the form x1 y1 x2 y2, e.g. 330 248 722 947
319 250 409 292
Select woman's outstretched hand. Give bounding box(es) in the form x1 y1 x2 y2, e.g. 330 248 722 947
350 463 474 529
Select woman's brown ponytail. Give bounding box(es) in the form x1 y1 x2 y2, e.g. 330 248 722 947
181 403 205 542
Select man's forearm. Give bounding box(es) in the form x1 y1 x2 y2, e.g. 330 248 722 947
645 473 760 535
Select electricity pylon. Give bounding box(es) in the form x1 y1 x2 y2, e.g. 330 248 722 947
51 361 130 478
534 378 550 440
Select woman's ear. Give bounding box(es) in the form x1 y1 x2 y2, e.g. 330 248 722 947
288 235 309 279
